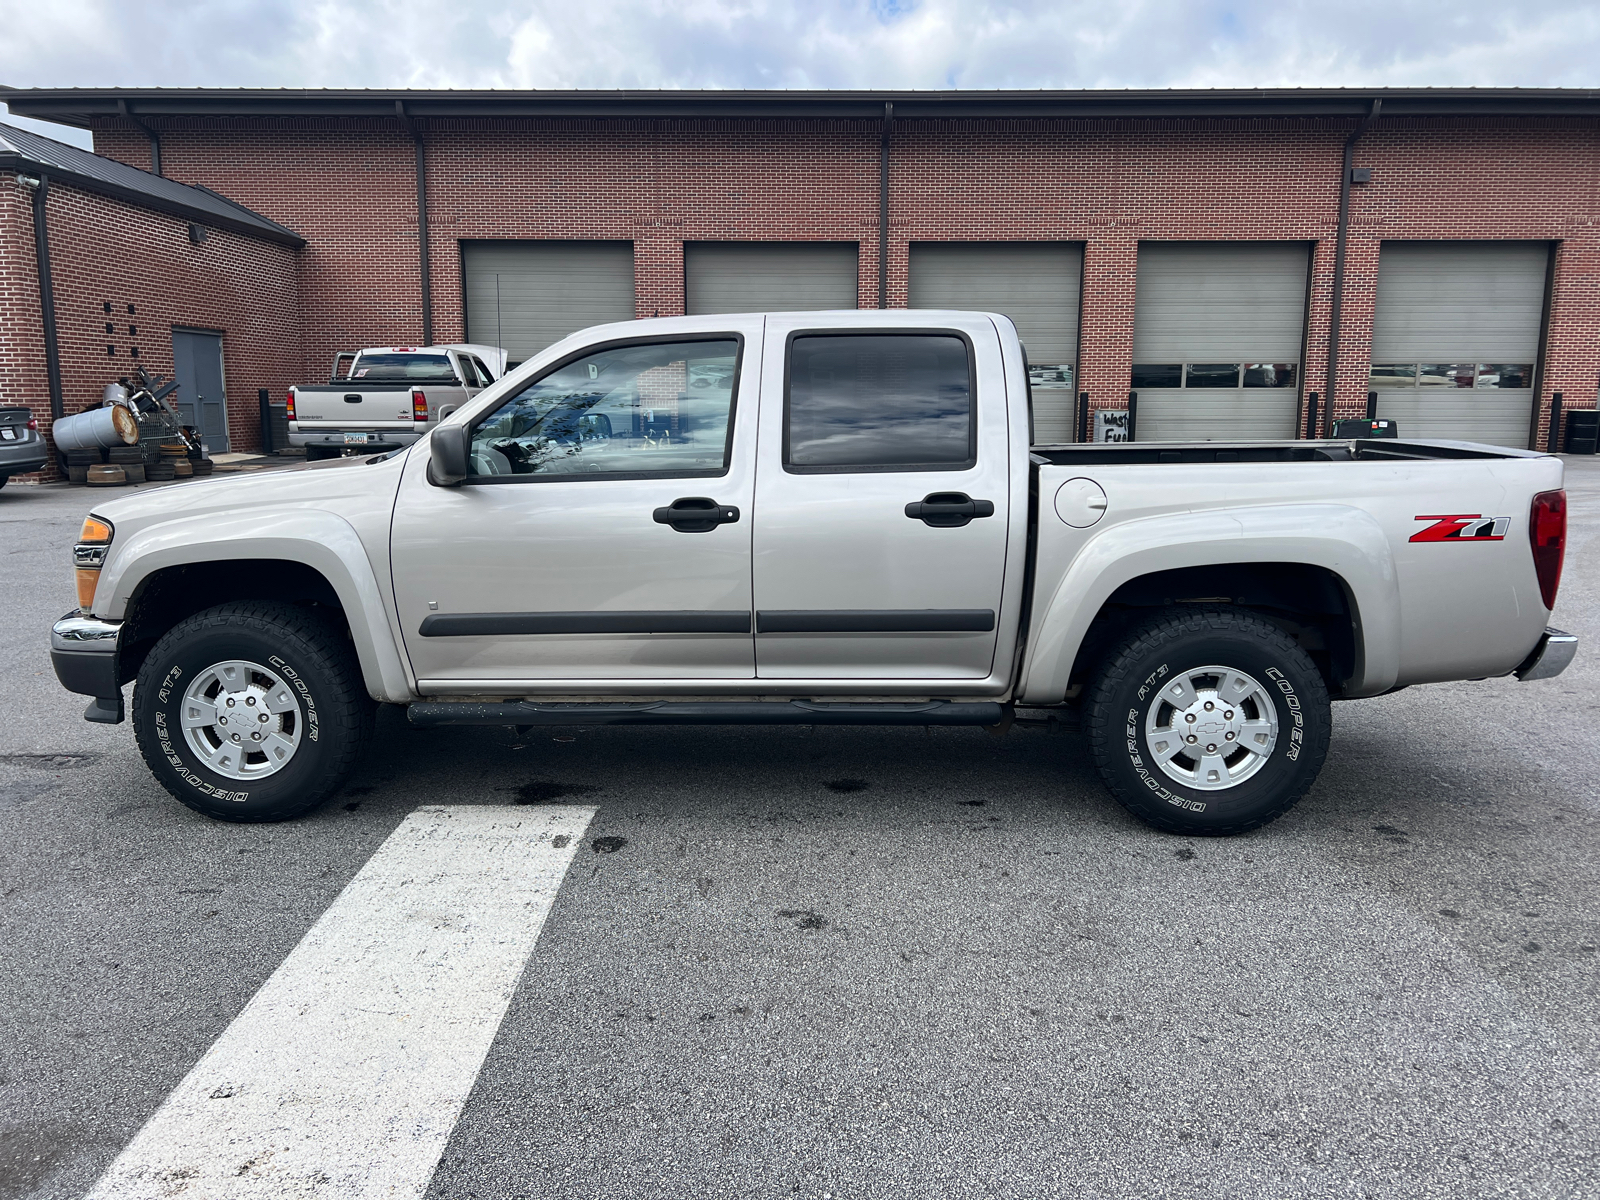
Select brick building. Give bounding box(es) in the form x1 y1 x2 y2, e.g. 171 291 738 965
3 86 1598 478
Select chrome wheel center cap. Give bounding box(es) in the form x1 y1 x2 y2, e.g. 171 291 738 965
179 659 302 782
1144 665 1279 792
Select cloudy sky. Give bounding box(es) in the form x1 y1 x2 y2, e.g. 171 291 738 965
3 0 1597 149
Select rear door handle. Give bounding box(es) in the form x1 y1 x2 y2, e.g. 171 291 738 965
653 496 740 533
905 492 995 528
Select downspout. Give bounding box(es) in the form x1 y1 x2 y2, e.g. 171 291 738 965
27 174 65 421
116 99 162 176
396 101 435 346
1321 97 1381 437
878 102 893 309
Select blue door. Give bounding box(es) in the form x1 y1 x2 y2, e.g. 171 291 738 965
172 329 229 452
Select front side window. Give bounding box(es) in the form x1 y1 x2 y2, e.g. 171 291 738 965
353 353 457 382
468 339 738 479
455 355 484 387
786 334 973 472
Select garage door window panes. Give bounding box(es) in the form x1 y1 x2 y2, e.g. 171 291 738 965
1370 363 1533 389
1132 363 1297 390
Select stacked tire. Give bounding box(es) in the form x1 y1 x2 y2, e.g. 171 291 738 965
108 444 147 484
64 447 103 483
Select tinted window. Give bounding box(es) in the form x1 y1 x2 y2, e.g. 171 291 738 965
470 356 498 383
1242 363 1297 388
1130 364 1182 389
786 334 972 471
353 354 457 382
469 339 737 479
455 355 484 387
1185 363 1241 388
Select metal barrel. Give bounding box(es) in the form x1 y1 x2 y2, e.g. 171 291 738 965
51 405 138 451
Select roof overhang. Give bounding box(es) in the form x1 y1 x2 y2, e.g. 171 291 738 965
6 86 1600 127
0 149 306 246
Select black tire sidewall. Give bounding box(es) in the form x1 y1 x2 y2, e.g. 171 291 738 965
1091 619 1329 834
135 616 343 820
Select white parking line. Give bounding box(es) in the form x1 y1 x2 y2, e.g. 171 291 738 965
86 804 596 1200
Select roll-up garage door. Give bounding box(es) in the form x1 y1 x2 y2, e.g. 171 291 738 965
908 243 1082 443
1369 242 1548 447
1131 242 1309 441
684 243 858 315
463 241 636 366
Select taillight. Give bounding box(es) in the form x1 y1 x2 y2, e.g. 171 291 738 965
27 418 37 431
1529 489 1566 611
286 390 296 421
412 389 428 422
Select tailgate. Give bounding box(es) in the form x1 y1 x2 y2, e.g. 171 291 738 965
291 385 414 430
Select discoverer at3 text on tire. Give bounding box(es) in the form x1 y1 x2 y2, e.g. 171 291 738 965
1085 607 1332 836
132 601 372 822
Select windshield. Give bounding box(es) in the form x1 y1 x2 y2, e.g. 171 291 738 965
351 354 457 382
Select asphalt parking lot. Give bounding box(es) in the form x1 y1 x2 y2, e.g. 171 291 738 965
2 458 1598 1200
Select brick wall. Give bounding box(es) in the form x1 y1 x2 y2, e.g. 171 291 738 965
87 111 1600 447
0 172 301 480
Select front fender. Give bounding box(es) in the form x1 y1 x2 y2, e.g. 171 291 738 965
96 511 415 703
1018 504 1401 704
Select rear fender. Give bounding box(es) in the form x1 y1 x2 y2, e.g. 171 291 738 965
1019 504 1400 703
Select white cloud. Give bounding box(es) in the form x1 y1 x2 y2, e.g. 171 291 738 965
0 0 1595 126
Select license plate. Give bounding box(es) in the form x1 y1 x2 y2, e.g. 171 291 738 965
343 433 370 445
0 428 15 440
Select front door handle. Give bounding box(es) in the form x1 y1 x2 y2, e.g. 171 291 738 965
905 492 995 528
653 496 740 533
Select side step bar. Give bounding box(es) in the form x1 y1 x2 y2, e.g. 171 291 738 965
407 699 1009 728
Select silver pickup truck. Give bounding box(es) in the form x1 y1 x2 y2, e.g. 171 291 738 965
289 343 506 460
51 311 1576 836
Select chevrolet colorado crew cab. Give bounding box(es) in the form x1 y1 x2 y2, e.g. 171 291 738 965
51 310 1577 836
288 343 506 459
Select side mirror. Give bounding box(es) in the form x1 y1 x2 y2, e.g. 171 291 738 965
429 424 469 486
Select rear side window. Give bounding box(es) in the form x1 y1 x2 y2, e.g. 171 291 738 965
785 334 974 472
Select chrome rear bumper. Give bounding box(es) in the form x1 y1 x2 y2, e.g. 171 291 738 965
1515 627 1578 681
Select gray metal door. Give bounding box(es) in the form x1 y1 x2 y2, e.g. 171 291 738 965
1369 242 1548 446
172 329 228 452
1131 243 1309 441
909 242 1083 443
684 243 858 315
463 241 636 366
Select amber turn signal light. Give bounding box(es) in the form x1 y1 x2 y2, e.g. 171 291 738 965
74 515 114 610
79 516 113 544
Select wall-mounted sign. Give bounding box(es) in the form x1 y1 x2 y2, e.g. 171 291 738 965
1095 410 1130 443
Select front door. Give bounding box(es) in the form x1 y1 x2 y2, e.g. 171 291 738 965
172 329 229 452
751 315 1013 681
391 326 761 687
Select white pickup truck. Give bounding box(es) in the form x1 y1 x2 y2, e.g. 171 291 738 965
288 344 506 460
51 311 1576 836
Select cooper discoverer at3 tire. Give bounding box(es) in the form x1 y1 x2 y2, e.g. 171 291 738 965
1085 607 1332 836
132 601 373 822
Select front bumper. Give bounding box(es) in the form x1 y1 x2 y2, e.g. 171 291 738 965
50 610 125 723
1515 627 1579 681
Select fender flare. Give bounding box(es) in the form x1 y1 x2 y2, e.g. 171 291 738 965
97 510 415 703
1018 504 1400 703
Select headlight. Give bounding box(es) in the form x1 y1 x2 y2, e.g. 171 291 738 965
75 515 114 610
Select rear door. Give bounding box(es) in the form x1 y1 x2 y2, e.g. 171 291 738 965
751 313 1012 681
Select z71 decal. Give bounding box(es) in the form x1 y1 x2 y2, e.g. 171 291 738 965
1410 513 1510 542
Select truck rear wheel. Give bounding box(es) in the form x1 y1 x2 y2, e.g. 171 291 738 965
1085 607 1331 836
132 601 373 823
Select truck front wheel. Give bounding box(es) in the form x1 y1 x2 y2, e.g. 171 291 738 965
132 601 373 822
1085 607 1331 836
